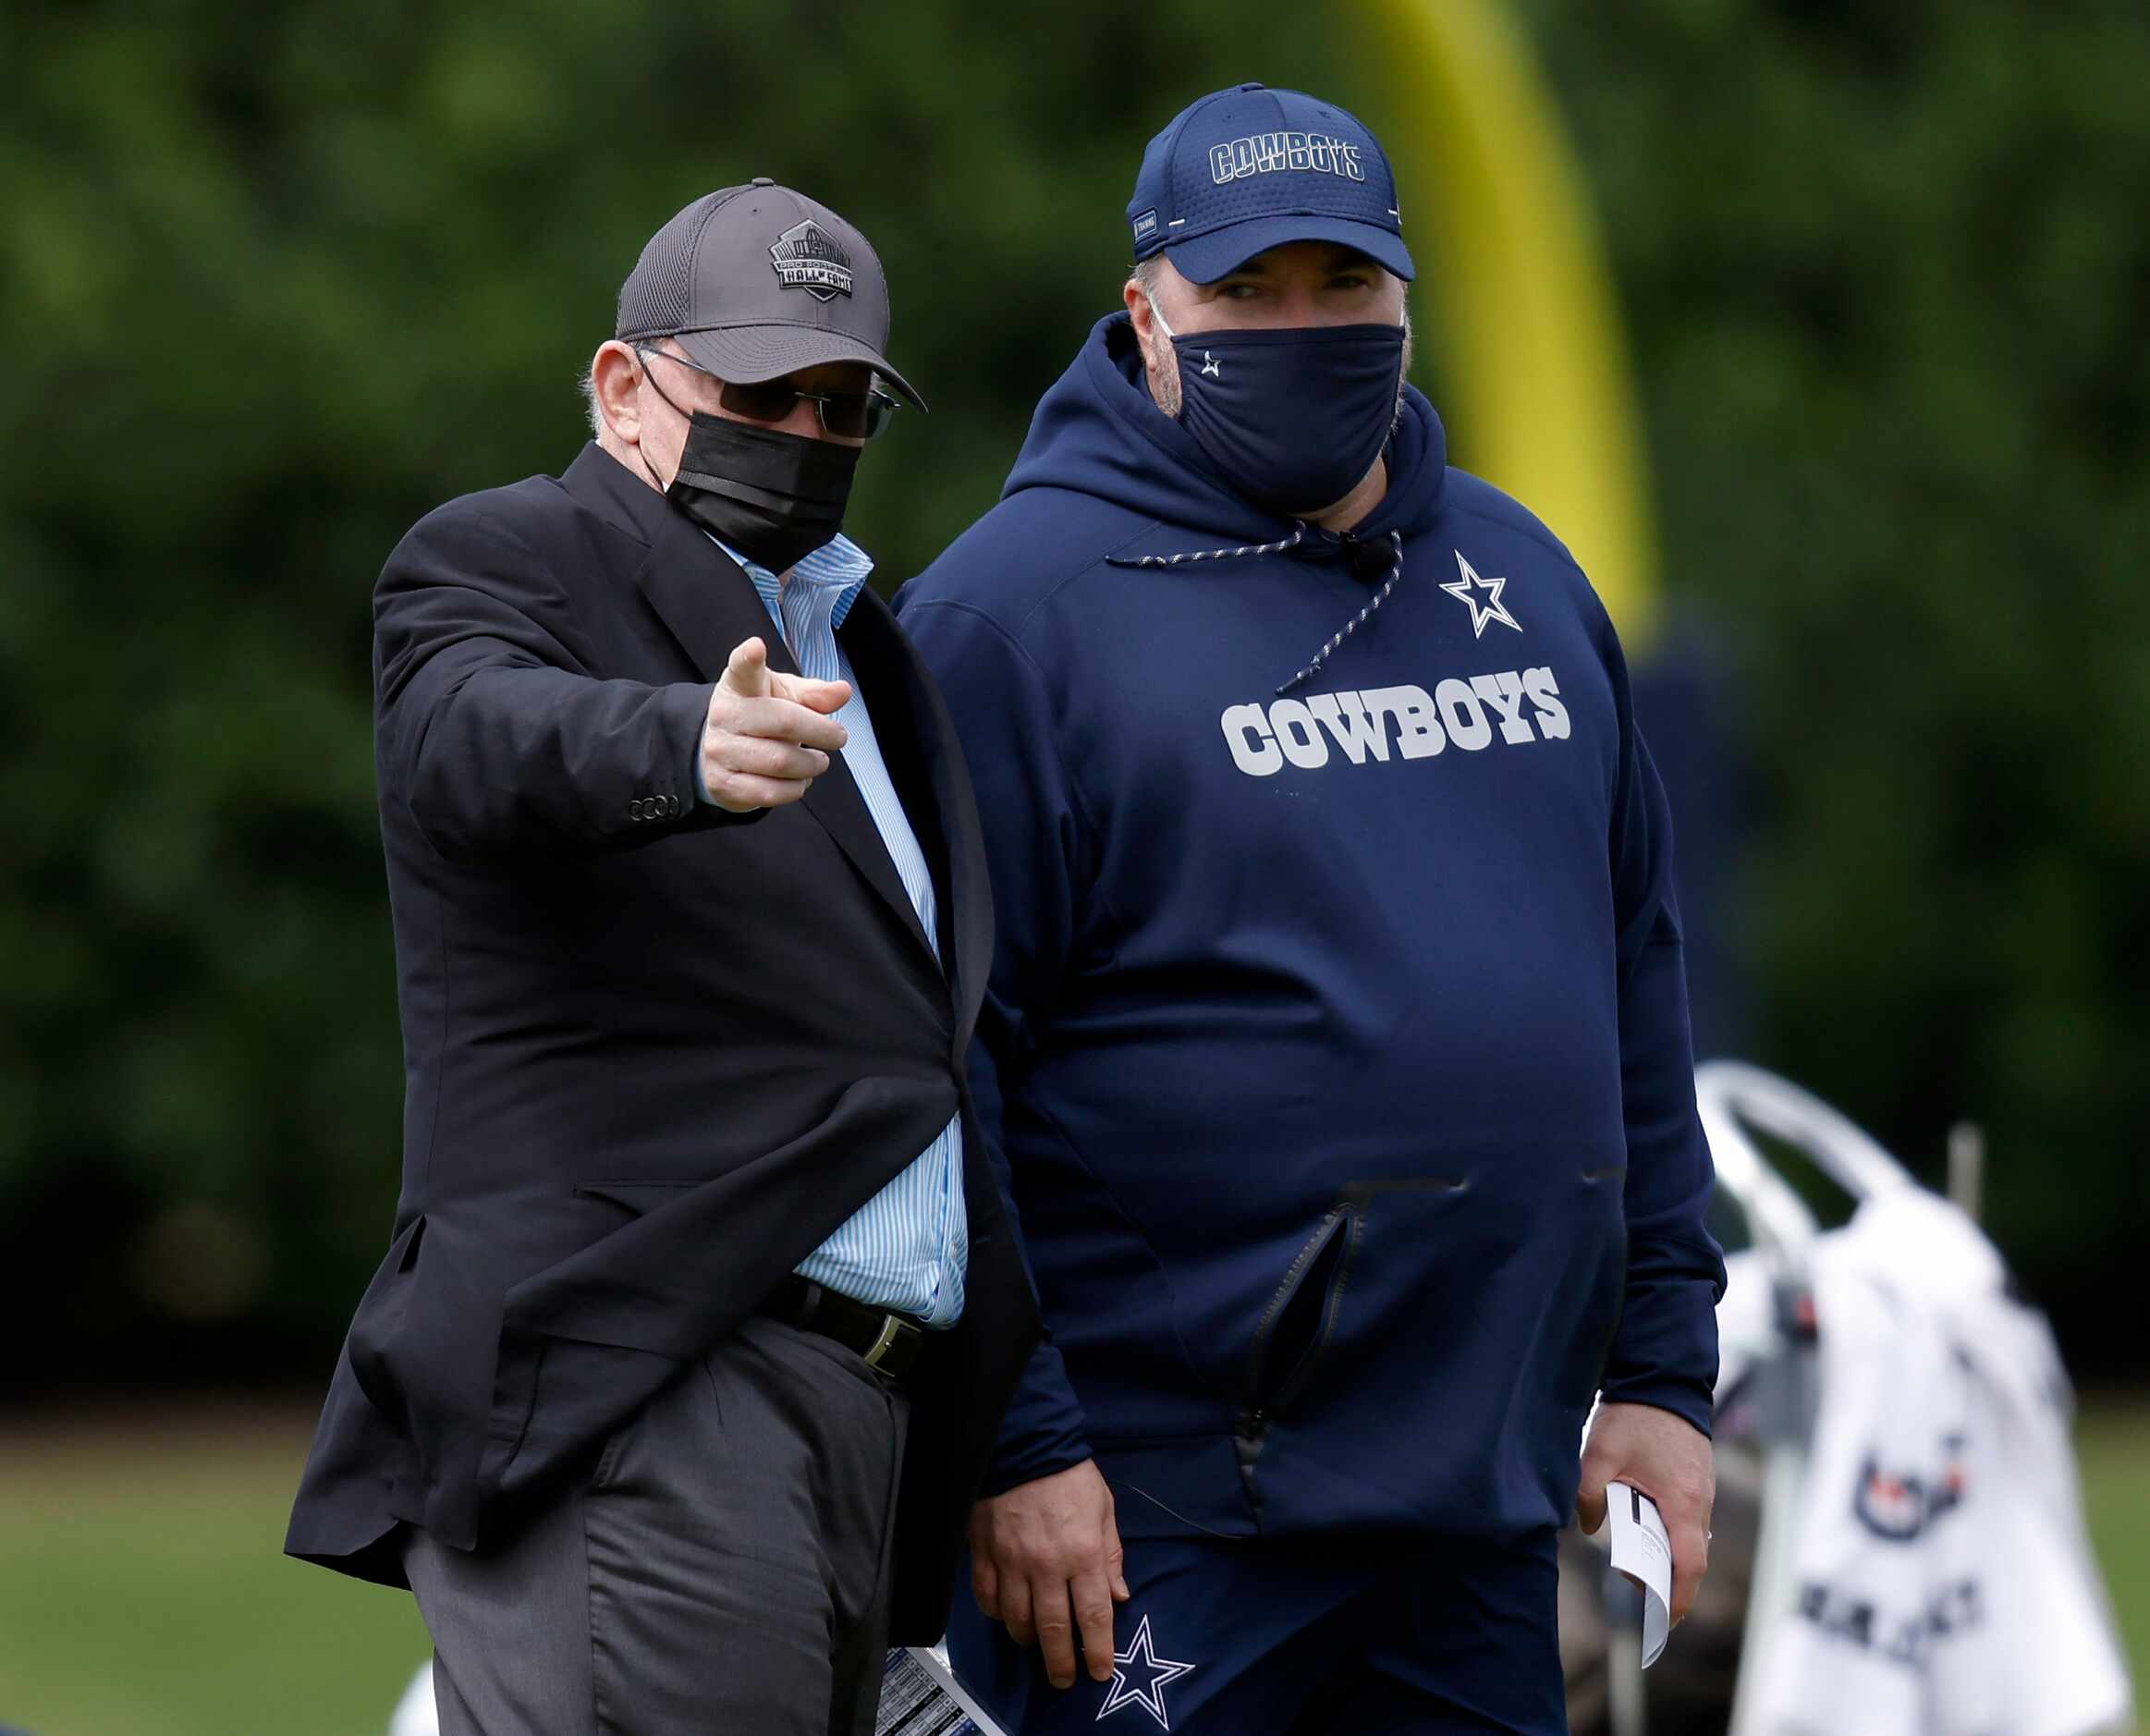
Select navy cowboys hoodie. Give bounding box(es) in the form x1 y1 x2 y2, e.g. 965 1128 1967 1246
898 312 1724 1544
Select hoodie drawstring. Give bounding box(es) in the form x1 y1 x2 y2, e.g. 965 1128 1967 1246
1106 526 1410 695
1106 525 1307 569
1277 529 1406 694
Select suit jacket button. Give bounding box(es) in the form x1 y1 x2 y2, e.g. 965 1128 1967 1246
667 794 681 814
628 799 644 821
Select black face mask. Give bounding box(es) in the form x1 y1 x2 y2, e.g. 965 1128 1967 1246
665 413 860 575
638 361 861 573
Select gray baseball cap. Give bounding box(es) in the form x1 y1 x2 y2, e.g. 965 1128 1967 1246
615 180 925 410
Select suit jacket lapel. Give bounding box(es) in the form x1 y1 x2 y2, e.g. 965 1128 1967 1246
564 444 756 684
848 605 955 970
797 730 938 971
739 584 939 974
841 587 994 1046
559 446 942 976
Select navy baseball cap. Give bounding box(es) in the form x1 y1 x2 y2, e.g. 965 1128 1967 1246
1127 82 1414 284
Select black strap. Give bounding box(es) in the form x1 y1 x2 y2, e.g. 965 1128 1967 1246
760 1275 927 1382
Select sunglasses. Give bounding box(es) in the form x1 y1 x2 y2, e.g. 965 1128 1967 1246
637 347 899 441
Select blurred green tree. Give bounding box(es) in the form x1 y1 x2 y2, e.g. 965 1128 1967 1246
1500 0 2150 1367
0 0 1358 1384
0 0 2143 1388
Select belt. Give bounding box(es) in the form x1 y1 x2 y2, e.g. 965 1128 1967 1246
758 1275 929 1383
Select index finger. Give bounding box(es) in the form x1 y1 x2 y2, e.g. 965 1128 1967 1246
1573 1444 1612 1534
733 696 849 754
1667 1513 1709 1625
1031 1575 1081 1690
1071 1563 1118 1683
971 1548 1003 1621
767 670 853 715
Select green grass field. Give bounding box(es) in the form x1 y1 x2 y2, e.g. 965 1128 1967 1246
2079 1402 2150 1712
2 1399 2143 1735
0 1404 427 1736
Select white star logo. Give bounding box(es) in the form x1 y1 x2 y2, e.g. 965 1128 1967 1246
1440 550 1521 638
1095 1615 1195 1730
1199 351 1221 379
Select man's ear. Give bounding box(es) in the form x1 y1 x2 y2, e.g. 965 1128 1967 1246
591 341 642 445
1124 280 1167 369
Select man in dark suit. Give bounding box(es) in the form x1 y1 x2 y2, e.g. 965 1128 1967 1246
286 182 1041 1736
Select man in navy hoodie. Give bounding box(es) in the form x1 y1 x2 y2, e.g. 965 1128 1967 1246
898 84 1724 1734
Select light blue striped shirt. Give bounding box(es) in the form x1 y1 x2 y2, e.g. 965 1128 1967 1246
703 532 967 1328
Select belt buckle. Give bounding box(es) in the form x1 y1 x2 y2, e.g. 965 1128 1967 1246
861 1313 919 1375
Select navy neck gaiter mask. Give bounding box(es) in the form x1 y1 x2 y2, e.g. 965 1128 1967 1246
1152 305 1405 517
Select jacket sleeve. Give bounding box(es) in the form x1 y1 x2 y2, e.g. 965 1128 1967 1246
1599 621 1728 1435
374 501 761 859
899 593 1095 1493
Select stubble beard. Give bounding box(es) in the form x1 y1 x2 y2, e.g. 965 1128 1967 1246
1146 340 1182 418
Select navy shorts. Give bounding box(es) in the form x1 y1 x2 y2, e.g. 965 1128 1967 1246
946 1527 1565 1735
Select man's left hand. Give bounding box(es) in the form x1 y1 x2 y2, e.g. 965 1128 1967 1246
1576 1400 1715 1624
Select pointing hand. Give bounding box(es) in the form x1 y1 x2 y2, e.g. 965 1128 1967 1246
699 636 851 812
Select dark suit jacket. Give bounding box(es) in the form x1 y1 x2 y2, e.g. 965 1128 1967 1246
286 443 1041 1642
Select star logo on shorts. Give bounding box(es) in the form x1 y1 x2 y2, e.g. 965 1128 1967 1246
1441 549 1522 638
1096 1615 1195 1730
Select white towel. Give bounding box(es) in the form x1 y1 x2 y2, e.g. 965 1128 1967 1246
1744 1190 2132 1735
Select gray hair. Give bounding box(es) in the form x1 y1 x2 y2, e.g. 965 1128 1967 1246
580 361 603 437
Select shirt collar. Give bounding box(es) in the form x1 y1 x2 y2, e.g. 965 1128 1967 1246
707 532 876 630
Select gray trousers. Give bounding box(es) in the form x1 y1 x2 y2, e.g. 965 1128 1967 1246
404 1314 912 1736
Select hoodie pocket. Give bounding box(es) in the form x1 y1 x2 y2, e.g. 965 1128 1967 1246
1237 1179 1480 1440
1240 1204 1361 1438
1561 1165 1630 1408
